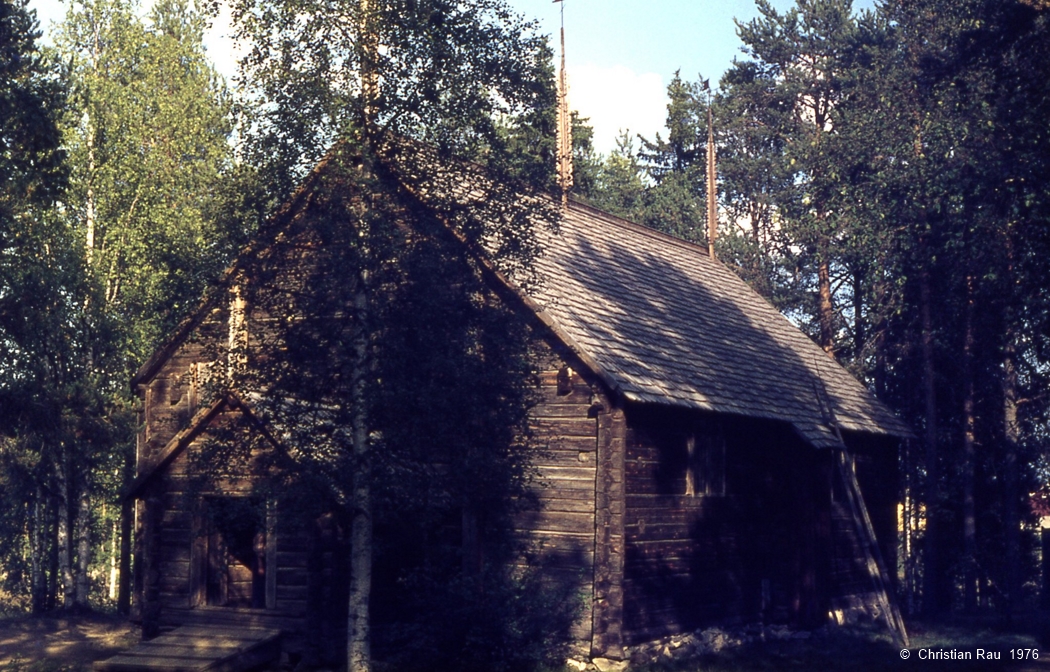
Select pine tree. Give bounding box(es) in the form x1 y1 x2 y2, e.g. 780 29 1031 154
732 0 867 354
0 0 79 613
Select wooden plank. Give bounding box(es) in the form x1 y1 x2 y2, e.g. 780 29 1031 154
158 580 191 596
531 488 595 503
113 645 240 659
273 599 307 615
161 608 302 631
160 624 278 636
532 420 597 439
534 465 597 482
276 567 308 586
531 405 594 419
516 517 594 535
538 436 597 452
93 625 281 672
160 543 193 563
159 560 191 578
536 498 595 514
528 477 594 493
277 584 308 601
274 550 308 565
532 449 596 467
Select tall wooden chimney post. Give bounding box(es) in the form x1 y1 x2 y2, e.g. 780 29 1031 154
554 0 573 206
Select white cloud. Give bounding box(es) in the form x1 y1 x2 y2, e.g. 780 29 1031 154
566 63 666 156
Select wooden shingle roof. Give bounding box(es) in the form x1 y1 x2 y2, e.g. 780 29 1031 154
529 200 911 447
132 143 908 449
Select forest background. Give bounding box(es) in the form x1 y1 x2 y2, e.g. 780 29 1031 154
2 0 1050 664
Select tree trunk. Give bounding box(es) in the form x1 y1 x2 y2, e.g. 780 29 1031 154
118 492 133 614
31 483 47 614
1001 230 1021 620
118 413 136 613
47 498 59 611
75 481 91 608
818 257 835 353
347 276 372 672
962 274 977 612
57 461 75 609
902 439 916 615
920 266 941 615
1002 338 1021 619
85 122 96 265
852 267 864 360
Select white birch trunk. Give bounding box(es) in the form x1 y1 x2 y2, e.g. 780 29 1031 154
75 483 91 607
347 275 372 672
57 461 75 609
31 484 47 613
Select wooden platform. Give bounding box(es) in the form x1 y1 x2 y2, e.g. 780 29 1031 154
92 625 282 672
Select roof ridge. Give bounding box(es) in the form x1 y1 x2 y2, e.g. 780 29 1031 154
566 197 713 259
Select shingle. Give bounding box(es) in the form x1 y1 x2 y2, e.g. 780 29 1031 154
531 201 911 442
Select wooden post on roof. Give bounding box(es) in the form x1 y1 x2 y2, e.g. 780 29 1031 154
705 79 717 258
555 0 573 206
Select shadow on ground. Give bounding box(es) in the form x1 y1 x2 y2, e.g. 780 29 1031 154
0 612 137 670
628 615 1050 672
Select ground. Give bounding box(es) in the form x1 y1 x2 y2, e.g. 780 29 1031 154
0 612 136 671
630 616 1050 672
5 612 1050 671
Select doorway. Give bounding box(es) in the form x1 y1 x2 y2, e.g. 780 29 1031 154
194 496 272 609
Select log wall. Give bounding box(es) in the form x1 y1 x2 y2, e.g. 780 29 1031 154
517 345 602 650
139 412 344 661
621 409 836 644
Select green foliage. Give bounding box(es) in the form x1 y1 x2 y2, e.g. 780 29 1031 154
571 0 1050 617
567 111 601 200
380 565 582 672
0 0 85 615
589 74 708 243
591 131 647 220
0 0 237 616
0 0 65 224
56 0 235 365
188 135 573 665
221 3 567 666
231 0 557 198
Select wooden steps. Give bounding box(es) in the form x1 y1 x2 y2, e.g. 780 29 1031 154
92 625 282 672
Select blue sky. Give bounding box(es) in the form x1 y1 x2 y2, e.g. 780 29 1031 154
28 0 876 154
504 0 876 153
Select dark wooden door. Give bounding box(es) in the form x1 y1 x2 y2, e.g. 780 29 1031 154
201 497 267 608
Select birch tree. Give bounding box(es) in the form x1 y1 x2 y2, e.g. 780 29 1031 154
224 1 559 669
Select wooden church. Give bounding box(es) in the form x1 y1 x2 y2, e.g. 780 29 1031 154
124 136 910 664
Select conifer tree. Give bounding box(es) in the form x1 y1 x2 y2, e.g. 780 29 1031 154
0 0 74 613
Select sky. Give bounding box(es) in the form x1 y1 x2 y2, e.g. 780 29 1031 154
28 0 875 155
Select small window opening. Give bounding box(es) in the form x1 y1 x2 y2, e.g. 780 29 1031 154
685 427 726 497
556 365 575 396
